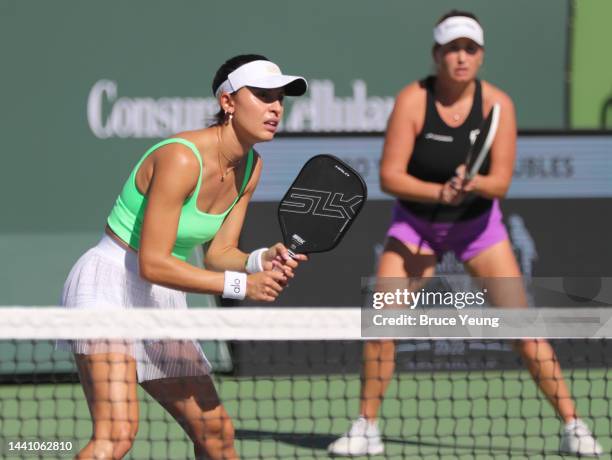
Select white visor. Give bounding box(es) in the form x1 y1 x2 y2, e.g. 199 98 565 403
433 16 484 46
214 60 307 98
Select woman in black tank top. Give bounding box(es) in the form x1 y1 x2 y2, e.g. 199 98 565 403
402 75 493 221
328 10 601 458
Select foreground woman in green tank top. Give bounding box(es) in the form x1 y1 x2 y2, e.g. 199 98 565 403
67 54 308 460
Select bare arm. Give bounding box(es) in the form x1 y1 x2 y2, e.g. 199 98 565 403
137 144 226 294
379 84 444 203
206 155 308 277
205 156 263 272
137 145 286 301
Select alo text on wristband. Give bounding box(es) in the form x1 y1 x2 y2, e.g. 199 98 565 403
222 271 247 300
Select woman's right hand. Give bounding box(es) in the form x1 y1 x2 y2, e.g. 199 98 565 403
246 270 288 302
439 176 466 206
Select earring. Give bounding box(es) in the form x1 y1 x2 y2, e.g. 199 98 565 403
229 112 234 121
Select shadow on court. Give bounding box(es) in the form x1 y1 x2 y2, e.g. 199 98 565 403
235 429 563 456
235 429 335 450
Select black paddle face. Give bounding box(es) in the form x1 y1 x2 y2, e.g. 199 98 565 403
277 155 367 254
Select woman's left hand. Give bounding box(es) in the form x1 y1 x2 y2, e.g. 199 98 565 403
262 243 308 279
453 164 480 193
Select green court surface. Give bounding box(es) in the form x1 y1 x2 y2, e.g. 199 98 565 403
1 369 610 459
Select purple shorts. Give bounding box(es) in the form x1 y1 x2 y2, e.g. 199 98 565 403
386 200 509 262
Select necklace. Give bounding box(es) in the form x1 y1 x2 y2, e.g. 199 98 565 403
217 150 241 181
436 101 464 124
216 127 243 181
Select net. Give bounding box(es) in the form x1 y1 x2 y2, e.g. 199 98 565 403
0 307 610 459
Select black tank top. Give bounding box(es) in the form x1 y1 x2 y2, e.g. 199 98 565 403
400 76 492 221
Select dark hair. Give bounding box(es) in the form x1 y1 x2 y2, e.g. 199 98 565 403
210 54 269 126
436 10 480 26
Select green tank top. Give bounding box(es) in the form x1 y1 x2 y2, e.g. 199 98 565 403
107 138 254 261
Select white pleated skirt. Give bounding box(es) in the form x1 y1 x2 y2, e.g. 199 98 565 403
56 234 212 382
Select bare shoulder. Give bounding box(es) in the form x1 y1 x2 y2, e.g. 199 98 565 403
150 139 201 188
395 80 427 111
389 80 427 134
156 128 213 168
481 80 515 115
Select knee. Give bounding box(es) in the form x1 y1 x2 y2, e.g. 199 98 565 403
195 413 235 451
379 339 395 354
79 439 115 460
87 420 138 460
514 338 546 355
365 340 395 357
208 413 235 441
110 421 139 458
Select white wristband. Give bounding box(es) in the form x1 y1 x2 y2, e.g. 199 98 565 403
222 271 247 300
245 248 267 273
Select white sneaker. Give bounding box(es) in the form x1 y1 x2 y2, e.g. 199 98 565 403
560 419 603 457
328 416 384 456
